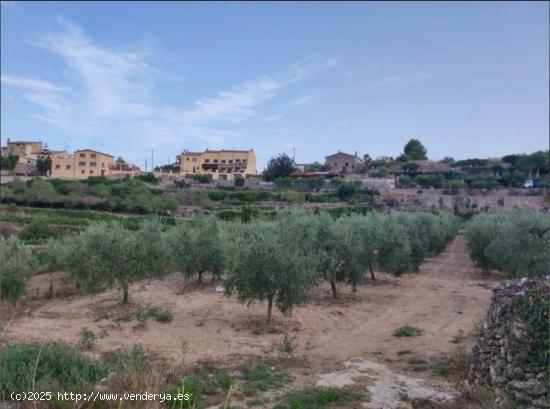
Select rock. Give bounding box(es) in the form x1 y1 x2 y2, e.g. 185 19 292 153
470 277 549 409
508 379 546 396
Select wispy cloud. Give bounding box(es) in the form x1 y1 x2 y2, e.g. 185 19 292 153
283 91 325 109
262 114 281 122
30 16 154 119
9 16 338 162
368 71 432 89
1 74 69 91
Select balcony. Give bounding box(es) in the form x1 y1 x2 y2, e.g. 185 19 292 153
202 163 219 171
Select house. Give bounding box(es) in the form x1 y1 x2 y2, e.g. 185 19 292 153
1 138 43 167
1 139 44 165
176 149 257 181
50 149 114 179
324 151 363 174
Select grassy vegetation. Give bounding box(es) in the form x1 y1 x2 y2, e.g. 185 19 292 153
240 365 293 397
0 177 179 214
0 341 108 396
393 325 423 337
273 387 361 409
1 205 178 230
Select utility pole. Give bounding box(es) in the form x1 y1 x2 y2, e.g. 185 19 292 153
292 147 296 163
151 149 154 173
145 159 147 173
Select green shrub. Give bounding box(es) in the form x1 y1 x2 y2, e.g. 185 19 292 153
208 190 230 201
135 173 160 184
234 176 245 187
415 174 443 188
18 220 58 242
0 342 107 395
304 193 337 203
394 325 423 337
78 327 96 349
442 180 465 192
398 175 412 187
193 173 211 183
519 287 550 378
278 190 305 203
0 237 35 303
105 344 149 373
336 181 359 200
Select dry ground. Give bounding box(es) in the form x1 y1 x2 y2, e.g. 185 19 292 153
0 235 499 407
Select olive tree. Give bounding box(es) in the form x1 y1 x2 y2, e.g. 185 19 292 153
0 237 35 304
224 219 318 321
467 211 550 277
59 217 169 304
465 213 507 272
374 215 412 276
165 216 224 283
393 212 458 272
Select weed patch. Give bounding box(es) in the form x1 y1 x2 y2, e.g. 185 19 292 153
394 325 423 337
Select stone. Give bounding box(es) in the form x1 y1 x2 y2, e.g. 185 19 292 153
508 379 546 396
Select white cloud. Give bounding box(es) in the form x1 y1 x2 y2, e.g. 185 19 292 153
283 92 325 109
23 93 67 112
31 16 155 118
1 75 69 91
368 71 432 89
14 16 338 154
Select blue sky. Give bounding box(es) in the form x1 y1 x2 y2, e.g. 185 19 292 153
1 1 548 170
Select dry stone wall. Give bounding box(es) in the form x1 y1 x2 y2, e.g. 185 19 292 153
470 277 550 408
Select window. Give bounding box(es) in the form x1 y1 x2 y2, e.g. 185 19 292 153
192 157 197 162
90 162 97 167
81 169 85 174
205 159 210 163
186 157 190 161
90 170 94 174
214 159 218 163
79 153 85 158
66 165 71 170
228 160 233 164
79 161 86 167
55 164 61 169
101 162 105 168
236 159 241 163
90 153 97 158
345 162 349 166
243 159 247 163
221 160 226 164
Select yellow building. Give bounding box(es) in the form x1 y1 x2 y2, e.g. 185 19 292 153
50 149 114 179
177 149 256 181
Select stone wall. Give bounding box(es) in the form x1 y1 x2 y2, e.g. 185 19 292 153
470 277 549 408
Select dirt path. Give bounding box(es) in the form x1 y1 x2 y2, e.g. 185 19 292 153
2 235 494 380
